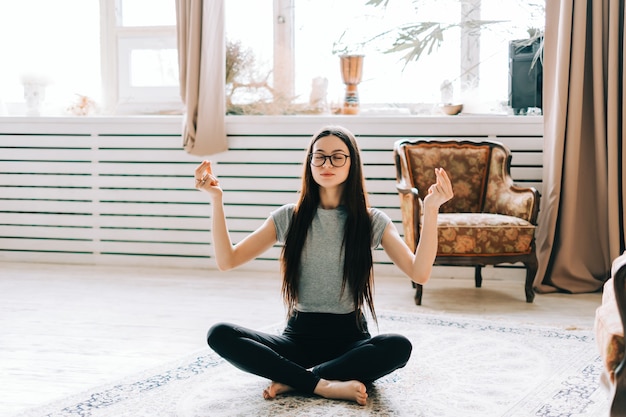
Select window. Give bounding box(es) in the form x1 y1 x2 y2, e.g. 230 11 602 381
0 0 179 116
0 0 101 115
226 0 545 115
0 0 543 116
101 0 180 114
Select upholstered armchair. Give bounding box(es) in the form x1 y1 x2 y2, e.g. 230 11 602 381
393 139 541 305
595 252 626 416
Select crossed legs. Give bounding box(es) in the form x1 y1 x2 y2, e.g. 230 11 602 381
207 316 412 405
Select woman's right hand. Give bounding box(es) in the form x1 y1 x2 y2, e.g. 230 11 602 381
195 159 277 271
194 160 222 199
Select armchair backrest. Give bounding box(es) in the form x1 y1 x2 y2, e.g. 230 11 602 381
394 139 518 215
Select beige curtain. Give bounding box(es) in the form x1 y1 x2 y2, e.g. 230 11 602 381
175 0 228 156
534 0 625 294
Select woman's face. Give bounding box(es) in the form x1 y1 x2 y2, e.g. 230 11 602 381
310 134 351 189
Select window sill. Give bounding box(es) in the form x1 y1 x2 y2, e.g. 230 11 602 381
0 113 544 137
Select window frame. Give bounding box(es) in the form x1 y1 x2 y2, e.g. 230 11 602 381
100 0 181 115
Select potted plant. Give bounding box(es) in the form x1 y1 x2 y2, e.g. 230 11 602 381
508 28 544 114
337 0 544 113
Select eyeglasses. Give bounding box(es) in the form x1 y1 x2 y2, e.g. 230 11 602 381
309 152 350 167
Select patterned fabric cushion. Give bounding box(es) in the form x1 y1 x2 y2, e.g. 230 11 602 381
407 143 490 214
436 213 535 256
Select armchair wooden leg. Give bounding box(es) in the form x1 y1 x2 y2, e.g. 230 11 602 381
524 257 538 303
412 281 423 305
474 266 482 288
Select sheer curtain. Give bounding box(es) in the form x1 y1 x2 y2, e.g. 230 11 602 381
534 0 625 294
175 0 228 156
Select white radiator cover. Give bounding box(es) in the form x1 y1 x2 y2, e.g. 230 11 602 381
0 115 543 276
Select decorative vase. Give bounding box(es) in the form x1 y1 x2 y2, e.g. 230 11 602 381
23 83 46 116
339 55 364 115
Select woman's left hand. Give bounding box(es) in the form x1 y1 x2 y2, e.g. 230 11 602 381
423 167 453 210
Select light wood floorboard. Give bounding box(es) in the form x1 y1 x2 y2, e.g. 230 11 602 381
0 262 603 416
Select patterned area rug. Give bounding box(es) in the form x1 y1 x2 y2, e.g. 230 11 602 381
16 312 609 417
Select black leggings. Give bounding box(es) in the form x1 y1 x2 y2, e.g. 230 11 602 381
207 311 412 394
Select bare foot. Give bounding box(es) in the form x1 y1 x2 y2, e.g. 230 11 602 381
263 381 294 400
313 379 368 406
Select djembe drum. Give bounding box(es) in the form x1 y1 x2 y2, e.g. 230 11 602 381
339 55 364 115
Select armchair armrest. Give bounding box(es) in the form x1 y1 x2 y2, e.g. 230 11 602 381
394 144 424 251
485 182 541 224
484 148 541 224
395 182 421 252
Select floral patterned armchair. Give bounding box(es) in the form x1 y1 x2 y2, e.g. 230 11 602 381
393 139 541 305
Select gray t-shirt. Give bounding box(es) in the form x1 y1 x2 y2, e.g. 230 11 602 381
271 203 391 314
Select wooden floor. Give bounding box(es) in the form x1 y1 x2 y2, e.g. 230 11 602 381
0 261 603 416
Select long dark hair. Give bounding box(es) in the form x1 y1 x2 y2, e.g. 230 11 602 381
280 126 376 326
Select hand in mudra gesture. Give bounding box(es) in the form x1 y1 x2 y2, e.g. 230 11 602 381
194 160 222 198
423 167 453 210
